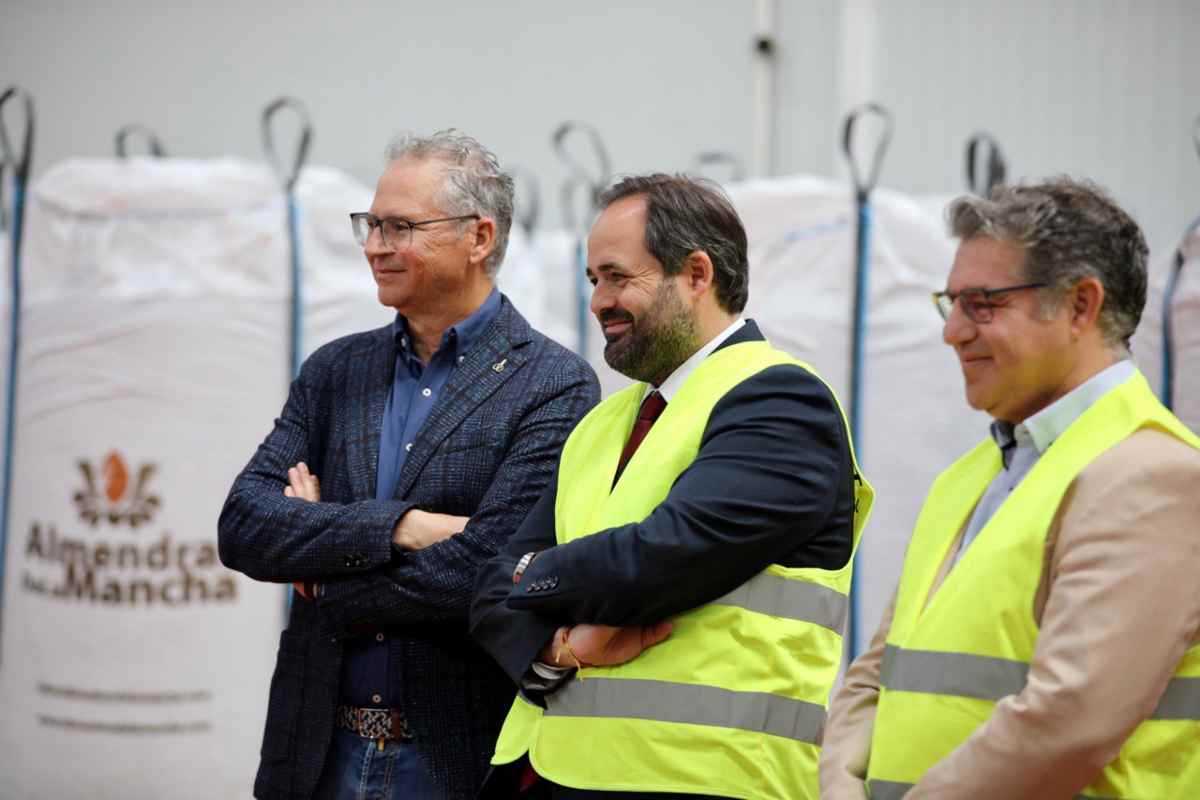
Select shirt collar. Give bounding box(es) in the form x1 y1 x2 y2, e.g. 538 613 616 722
653 318 746 403
989 358 1136 456
393 287 502 363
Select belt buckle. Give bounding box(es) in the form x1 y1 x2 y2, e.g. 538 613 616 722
336 705 412 748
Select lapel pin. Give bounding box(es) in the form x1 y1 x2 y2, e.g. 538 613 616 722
492 358 507 373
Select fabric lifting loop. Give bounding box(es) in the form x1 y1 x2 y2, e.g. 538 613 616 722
0 85 35 665
964 132 1007 197
839 101 893 661
553 121 611 359
261 95 313 623
114 124 168 159
1160 111 1200 411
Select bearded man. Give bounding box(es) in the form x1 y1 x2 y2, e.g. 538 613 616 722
469 173 874 800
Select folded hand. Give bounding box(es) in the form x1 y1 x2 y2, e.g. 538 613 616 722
557 621 674 668
282 462 319 597
284 462 320 502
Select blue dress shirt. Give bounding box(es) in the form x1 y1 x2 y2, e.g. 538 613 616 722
339 288 502 708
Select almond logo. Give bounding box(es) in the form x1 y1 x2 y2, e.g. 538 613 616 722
73 451 160 528
103 452 129 503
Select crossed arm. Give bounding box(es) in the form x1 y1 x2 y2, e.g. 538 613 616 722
218 345 600 635
283 461 666 667
282 462 468 597
470 365 853 686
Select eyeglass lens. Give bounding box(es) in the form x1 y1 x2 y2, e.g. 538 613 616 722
934 291 996 323
353 215 411 250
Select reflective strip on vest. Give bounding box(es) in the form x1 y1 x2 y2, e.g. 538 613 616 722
1154 676 1200 720
880 644 1027 702
713 571 849 632
866 780 914 800
882 645 1200 720
544 676 826 744
867 779 1117 800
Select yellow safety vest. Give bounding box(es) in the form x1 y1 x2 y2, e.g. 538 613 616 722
491 340 874 799
866 371 1200 800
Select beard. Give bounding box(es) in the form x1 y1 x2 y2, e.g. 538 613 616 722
601 280 699 385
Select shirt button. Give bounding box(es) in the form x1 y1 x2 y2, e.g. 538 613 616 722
458 355 465 363
372 693 382 704
405 442 413 452
375 633 385 642
422 388 432 397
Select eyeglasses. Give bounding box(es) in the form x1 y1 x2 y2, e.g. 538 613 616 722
932 282 1047 324
349 212 479 250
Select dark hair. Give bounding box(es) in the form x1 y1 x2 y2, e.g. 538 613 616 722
598 173 749 313
947 177 1148 350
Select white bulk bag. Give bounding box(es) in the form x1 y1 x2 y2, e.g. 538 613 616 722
727 176 985 655
1134 226 1200 435
293 166 391 355
497 224 549 335
0 157 291 799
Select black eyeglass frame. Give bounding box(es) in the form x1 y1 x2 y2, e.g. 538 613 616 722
931 281 1048 324
349 212 480 249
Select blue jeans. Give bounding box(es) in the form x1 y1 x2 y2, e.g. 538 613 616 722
313 727 442 800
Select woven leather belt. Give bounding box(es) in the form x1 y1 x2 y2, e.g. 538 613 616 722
335 705 413 745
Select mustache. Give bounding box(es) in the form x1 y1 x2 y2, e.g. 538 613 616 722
597 310 634 325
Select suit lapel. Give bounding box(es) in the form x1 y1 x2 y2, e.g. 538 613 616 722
392 299 533 500
346 325 396 500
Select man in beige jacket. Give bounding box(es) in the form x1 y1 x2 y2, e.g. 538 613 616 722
821 178 1200 799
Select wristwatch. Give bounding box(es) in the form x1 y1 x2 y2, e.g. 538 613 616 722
512 551 538 585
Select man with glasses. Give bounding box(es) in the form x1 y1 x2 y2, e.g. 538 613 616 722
821 178 1200 799
219 130 598 800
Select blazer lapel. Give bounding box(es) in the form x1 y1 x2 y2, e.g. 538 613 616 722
391 299 533 500
345 325 397 500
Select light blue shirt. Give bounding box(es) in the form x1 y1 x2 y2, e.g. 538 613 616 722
954 359 1136 564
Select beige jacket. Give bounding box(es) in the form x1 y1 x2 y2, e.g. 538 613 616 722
820 428 1200 799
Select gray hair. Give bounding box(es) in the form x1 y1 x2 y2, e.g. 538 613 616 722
947 177 1148 352
385 129 515 276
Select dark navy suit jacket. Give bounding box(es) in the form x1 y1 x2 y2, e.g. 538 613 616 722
219 297 599 799
470 321 856 800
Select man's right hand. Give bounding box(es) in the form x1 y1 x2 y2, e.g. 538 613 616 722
284 462 320 502
282 463 320 598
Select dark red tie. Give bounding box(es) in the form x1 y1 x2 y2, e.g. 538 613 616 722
613 390 667 485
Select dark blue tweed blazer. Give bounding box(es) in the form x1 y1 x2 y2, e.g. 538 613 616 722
218 297 599 799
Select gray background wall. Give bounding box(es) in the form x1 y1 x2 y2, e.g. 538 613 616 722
5 0 1196 256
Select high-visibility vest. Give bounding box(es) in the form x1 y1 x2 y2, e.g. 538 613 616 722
866 371 1200 800
491 340 874 800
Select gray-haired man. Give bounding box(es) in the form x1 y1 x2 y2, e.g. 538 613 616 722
820 178 1200 799
219 130 598 799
